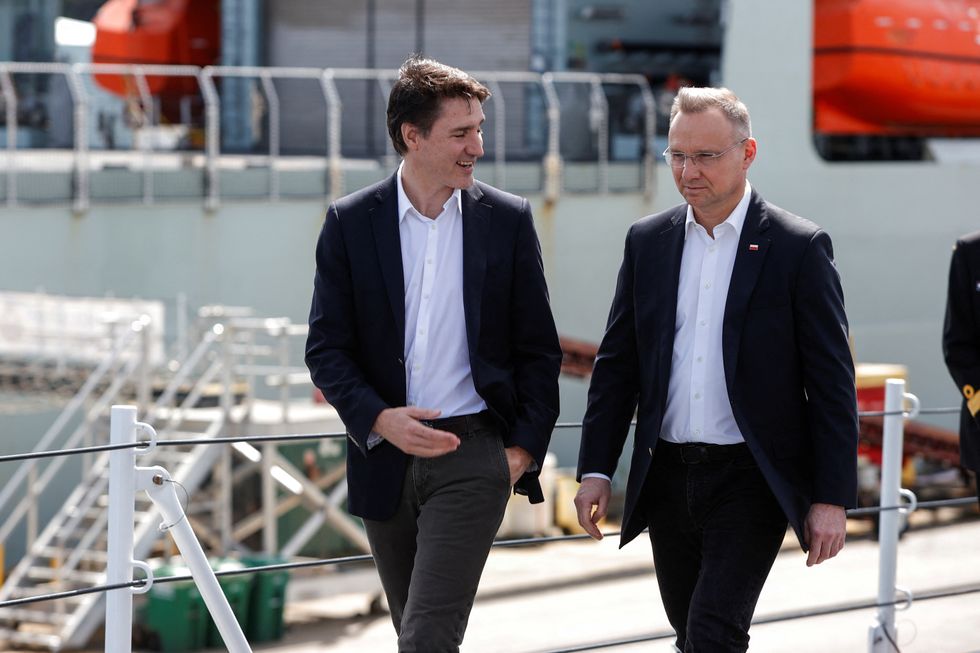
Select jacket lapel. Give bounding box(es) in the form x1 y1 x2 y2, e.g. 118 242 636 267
369 174 406 342
461 184 489 355
654 209 686 404
722 191 771 391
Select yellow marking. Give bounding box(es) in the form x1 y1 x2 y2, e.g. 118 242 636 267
964 385 980 417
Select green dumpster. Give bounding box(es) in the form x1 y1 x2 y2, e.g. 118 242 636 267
241 556 290 642
205 559 253 647
139 563 207 652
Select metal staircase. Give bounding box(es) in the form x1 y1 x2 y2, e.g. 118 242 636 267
0 309 365 651
0 322 235 650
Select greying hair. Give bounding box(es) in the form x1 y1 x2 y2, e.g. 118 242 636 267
669 87 752 138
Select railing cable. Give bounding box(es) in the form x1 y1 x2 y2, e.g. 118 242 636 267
1 405 963 464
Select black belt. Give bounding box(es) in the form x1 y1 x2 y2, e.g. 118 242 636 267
655 440 751 465
421 410 496 434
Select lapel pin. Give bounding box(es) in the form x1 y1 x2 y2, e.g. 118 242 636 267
748 244 759 251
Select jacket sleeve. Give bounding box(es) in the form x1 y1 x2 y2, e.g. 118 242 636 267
943 240 980 424
577 226 641 480
305 203 389 455
793 229 858 508
506 199 563 471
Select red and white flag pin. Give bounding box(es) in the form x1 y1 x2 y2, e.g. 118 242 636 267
748 243 760 251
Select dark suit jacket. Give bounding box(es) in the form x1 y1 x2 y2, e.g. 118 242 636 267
578 190 858 548
942 230 980 476
306 173 562 521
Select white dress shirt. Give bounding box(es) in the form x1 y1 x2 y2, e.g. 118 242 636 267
397 165 486 417
583 181 752 480
659 181 752 444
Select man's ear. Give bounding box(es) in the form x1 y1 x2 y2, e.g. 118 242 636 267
742 137 758 169
401 122 419 151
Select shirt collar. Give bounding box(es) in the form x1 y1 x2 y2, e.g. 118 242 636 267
684 180 752 239
397 161 462 224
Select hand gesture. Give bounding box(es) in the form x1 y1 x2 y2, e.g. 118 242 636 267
573 477 611 540
372 407 460 457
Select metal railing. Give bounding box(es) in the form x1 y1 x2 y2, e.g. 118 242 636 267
0 62 657 211
2 377 977 651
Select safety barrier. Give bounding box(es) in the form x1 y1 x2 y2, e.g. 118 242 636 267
0 62 657 211
0 379 976 652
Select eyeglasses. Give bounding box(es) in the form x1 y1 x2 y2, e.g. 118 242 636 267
662 138 748 169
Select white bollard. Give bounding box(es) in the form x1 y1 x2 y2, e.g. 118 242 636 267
867 379 919 652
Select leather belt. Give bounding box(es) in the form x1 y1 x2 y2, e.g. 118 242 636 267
655 440 751 465
421 410 496 434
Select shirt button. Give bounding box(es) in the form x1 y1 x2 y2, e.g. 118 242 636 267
704 283 711 289
430 224 436 231
426 258 433 265
423 293 430 300
700 320 707 327
419 329 426 336
694 393 701 400
694 429 702 436
709 246 716 253
696 356 703 363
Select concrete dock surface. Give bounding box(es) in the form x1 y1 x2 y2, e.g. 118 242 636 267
15 513 977 652
248 514 980 653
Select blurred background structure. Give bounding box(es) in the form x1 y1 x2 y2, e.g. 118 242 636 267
1 1 979 649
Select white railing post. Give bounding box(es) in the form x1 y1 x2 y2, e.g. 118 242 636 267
278 321 290 424
135 316 152 415
136 466 252 652
1 68 18 207
218 323 234 552
868 379 919 652
105 405 155 653
200 68 221 212
589 77 609 195
66 66 89 215
320 70 343 201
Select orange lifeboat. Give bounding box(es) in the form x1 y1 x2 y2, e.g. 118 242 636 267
91 0 219 111
814 0 980 136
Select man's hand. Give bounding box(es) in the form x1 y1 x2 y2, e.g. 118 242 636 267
372 407 460 457
573 477 611 540
504 446 533 485
804 502 846 567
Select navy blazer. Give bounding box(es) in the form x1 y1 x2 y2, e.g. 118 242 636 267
578 190 858 548
943 230 980 476
306 173 562 521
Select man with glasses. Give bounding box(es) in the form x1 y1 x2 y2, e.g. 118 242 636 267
574 87 858 652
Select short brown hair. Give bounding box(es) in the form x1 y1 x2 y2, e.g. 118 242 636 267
386 56 491 155
669 87 752 138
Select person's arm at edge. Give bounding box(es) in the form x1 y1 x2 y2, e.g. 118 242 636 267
793 229 858 565
943 239 980 424
305 203 390 456
574 225 643 539
505 198 563 487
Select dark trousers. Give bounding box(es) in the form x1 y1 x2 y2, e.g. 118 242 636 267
362 413 511 653
643 441 788 653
